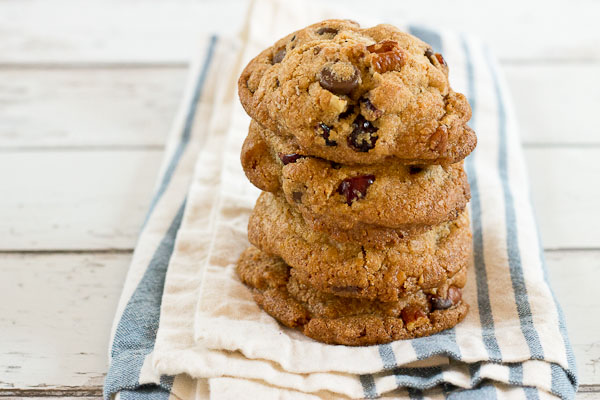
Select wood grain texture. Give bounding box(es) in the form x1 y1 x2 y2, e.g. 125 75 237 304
0 253 130 390
0 147 595 251
0 68 187 148
0 151 162 250
0 0 598 396
1 0 599 64
0 251 596 393
547 251 600 386
506 64 600 145
525 148 600 249
0 66 597 150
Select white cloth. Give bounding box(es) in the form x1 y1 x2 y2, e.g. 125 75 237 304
105 0 578 399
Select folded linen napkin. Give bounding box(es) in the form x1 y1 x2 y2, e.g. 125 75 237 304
104 1 578 399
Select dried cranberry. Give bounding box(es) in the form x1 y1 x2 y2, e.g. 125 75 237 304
338 105 355 120
348 115 378 152
315 122 337 146
337 175 375 205
278 153 303 165
435 53 447 66
359 97 383 119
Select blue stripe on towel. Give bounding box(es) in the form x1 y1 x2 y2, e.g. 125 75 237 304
485 47 545 361
461 34 502 363
536 226 579 390
409 25 443 52
508 363 523 386
378 343 398 370
142 35 218 227
104 35 218 400
447 382 497 400
104 199 187 399
524 386 540 400
360 374 378 399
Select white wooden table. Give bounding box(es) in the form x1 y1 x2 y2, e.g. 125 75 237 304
1 0 599 398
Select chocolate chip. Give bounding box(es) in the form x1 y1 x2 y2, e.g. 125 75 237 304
315 122 337 146
292 191 303 203
318 62 360 95
348 115 378 152
338 105 355 120
429 286 462 311
332 285 361 293
425 48 434 59
337 174 375 205
330 162 342 169
408 166 424 175
316 27 338 36
429 296 452 310
272 48 286 64
291 34 296 41
278 153 303 165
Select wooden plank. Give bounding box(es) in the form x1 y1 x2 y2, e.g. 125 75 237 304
546 250 600 386
0 64 596 150
0 0 599 64
0 0 247 64
506 64 600 145
0 150 161 250
0 68 186 148
0 250 596 392
524 148 600 249
0 147 595 252
0 253 130 390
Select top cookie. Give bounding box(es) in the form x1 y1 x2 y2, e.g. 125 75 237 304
239 19 476 165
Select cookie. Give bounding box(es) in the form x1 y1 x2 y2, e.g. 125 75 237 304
238 19 476 165
237 246 469 346
248 192 472 302
241 121 470 246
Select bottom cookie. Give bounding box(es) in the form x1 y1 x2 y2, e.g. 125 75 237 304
237 246 469 346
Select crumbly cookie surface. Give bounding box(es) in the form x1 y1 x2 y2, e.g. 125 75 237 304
238 19 476 165
237 246 469 346
248 192 472 302
241 122 470 246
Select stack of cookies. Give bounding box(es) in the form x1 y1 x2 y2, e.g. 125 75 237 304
236 20 477 346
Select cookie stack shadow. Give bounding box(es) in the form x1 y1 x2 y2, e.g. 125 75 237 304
235 20 477 346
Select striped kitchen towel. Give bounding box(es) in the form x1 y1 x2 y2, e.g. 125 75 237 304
104 0 578 399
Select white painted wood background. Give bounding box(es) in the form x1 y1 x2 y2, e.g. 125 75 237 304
0 0 598 397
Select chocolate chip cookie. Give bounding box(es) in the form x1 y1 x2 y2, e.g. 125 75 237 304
248 192 472 302
237 246 469 345
241 121 470 247
239 19 476 165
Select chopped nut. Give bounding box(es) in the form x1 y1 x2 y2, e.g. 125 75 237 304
429 125 448 152
367 40 406 73
401 305 428 331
